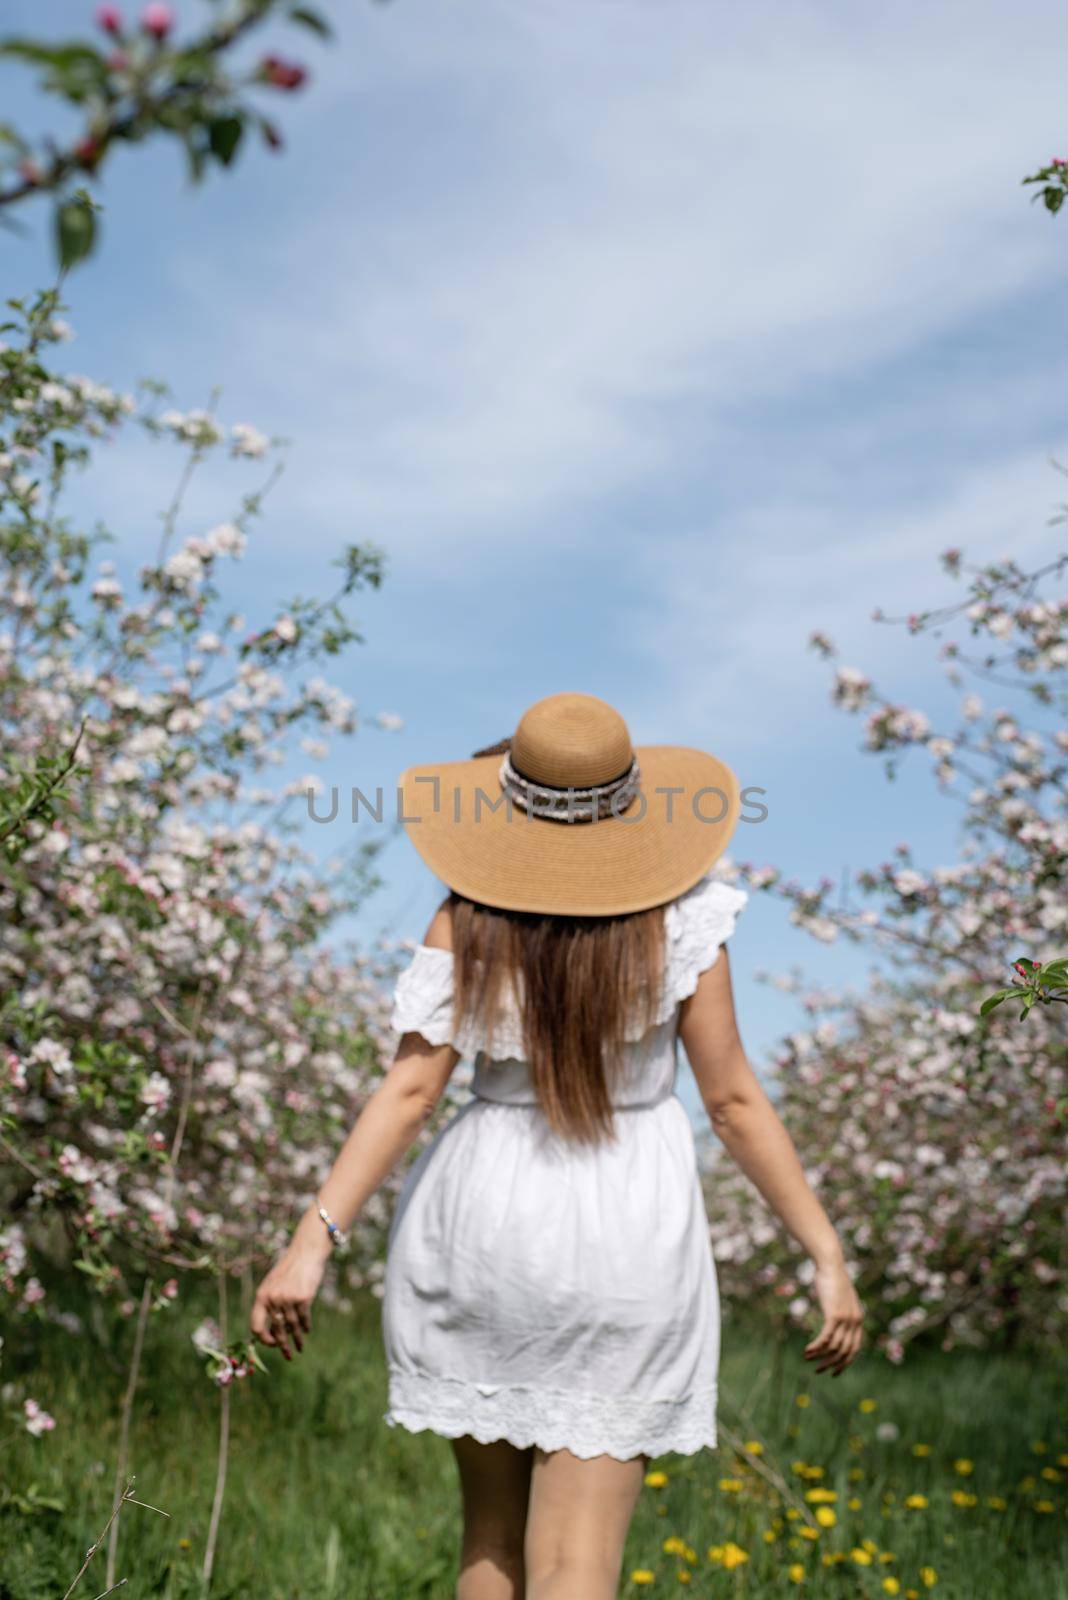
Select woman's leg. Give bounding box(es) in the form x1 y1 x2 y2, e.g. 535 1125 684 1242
450 1434 536 1600
524 1447 650 1600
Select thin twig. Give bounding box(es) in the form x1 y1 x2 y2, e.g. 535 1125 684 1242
104 1281 153 1590
61 1475 137 1600
716 1416 819 1530
202 1268 232 1587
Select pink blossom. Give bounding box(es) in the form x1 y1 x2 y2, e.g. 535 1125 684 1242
95 4 123 32
23 1398 57 1436
140 2 174 39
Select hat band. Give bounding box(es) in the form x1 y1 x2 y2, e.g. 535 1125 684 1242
498 750 642 823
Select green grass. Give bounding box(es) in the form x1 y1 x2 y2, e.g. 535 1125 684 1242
2 1286 1065 1598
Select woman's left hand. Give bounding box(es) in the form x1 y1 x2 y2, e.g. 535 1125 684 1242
250 1245 328 1359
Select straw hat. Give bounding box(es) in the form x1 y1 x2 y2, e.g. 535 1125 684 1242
397 691 742 916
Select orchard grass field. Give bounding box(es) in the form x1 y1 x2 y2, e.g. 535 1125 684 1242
2 1286 1065 1600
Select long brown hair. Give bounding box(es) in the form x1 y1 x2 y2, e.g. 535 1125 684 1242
448 891 666 1148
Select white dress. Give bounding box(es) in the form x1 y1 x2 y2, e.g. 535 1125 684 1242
381 871 748 1462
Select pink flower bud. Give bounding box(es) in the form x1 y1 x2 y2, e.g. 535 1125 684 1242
95 4 123 32
261 54 308 90
140 2 174 39
73 135 103 167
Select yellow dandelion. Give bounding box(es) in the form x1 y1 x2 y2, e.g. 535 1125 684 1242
683 1545 696 1562
763 1530 777 1545
1040 1466 1062 1481
178 1538 192 1550
1033 1500 1055 1513
986 1496 1007 1510
805 1488 838 1503
631 1570 655 1585
744 1438 764 1454
879 1551 896 1563
786 1508 800 1521
883 1581 902 1596
663 1537 686 1555
722 1542 749 1569
862 1539 879 1553
952 1459 973 1476
920 1566 938 1587
850 1547 873 1565
677 1573 691 1585
1018 1475 1037 1492
848 1497 863 1510
645 1470 668 1488
718 1478 743 1493
815 1507 837 1528
950 1490 977 1508
1032 1441 1048 1453
798 1525 820 1541
849 1467 865 1482
859 1398 878 1413
911 1443 931 1457
795 1393 811 1408
1057 1453 1068 1467
788 1563 806 1582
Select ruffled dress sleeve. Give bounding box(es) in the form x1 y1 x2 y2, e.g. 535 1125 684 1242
661 872 748 1012
389 945 458 1047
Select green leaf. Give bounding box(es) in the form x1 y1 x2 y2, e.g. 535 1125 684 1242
54 195 96 270
208 115 244 167
0 39 109 102
979 989 1015 1016
289 5 333 37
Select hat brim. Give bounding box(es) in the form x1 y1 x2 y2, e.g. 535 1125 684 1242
397 745 741 916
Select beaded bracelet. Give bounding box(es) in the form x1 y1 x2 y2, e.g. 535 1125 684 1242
317 1200 349 1252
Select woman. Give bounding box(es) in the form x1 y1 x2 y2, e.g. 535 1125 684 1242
251 691 864 1600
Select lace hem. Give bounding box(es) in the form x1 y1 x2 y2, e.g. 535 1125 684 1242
390 945 457 1048
383 1367 718 1461
660 875 749 1015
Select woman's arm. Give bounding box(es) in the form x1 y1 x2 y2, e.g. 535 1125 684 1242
678 946 865 1375
250 902 460 1359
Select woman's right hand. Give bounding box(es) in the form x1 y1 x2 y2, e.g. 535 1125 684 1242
803 1257 865 1375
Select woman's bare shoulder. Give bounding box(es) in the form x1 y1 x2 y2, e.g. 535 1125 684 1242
423 895 455 951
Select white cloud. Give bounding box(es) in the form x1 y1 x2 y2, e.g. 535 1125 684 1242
162 0 1067 569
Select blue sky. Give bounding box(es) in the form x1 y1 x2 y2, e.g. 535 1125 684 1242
4 0 1066 1120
